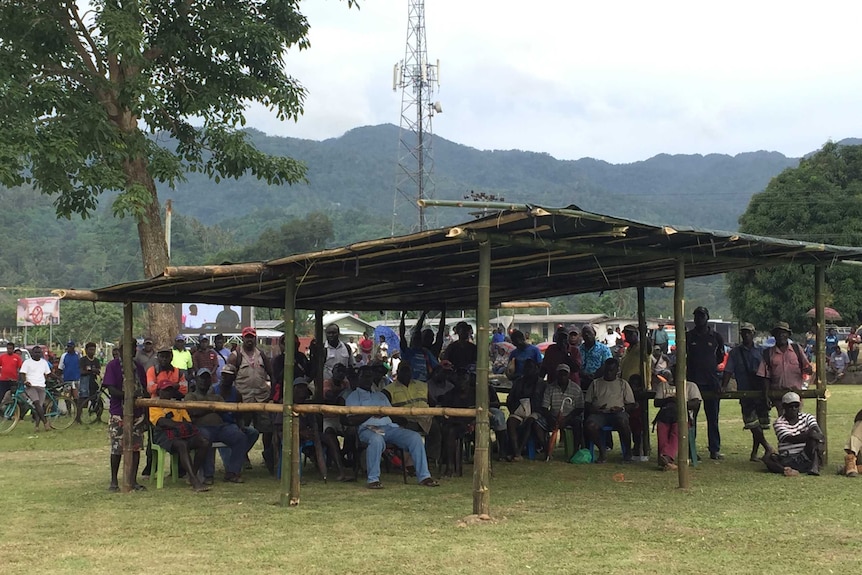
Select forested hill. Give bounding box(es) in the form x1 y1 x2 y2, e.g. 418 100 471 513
163 124 801 234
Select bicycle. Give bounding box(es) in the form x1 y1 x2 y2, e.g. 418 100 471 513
83 380 110 424
0 380 77 434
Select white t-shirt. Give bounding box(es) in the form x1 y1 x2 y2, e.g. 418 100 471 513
20 358 51 388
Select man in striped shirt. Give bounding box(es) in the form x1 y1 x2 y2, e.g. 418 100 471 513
763 392 824 476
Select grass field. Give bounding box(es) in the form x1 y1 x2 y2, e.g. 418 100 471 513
2 387 861 575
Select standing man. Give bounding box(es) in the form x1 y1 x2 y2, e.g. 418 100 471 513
19 346 53 431
323 323 353 381
722 322 773 461
171 335 193 382
57 341 81 418
506 330 543 380
441 321 478 372
825 327 840 358
228 327 275 473
103 345 147 492
192 336 220 379
756 322 812 409
212 333 231 383
653 322 669 354
686 306 725 460
578 325 612 392
0 341 22 405
78 342 101 423
134 337 158 373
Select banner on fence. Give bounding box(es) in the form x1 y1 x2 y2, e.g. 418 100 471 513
16 297 60 327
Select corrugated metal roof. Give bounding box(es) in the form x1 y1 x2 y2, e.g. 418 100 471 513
71 205 862 310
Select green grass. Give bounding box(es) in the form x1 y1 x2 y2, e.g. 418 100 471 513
2 387 862 575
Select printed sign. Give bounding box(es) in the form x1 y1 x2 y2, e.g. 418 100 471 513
17 297 60 327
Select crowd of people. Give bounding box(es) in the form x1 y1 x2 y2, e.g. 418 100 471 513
9 305 862 490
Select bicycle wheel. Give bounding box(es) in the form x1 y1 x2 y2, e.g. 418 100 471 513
84 393 103 424
45 394 77 430
0 400 20 434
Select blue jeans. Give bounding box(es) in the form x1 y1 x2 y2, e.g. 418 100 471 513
199 424 247 477
359 425 430 484
219 426 259 467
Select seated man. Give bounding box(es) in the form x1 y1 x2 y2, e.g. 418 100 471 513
533 363 584 460
148 379 211 492
437 368 476 476
294 381 349 482
185 368 249 484
842 407 862 477
829 347 851 382
344 365 439 489
504 359 545 461
584 357 636 463
212 363 260 471
384 362 442 466
763 392 824 476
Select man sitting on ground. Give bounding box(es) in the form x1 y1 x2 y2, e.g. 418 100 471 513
763 392 824 476
148 379 211 492
584 357 636 463
344 365 439 489
185 368 249 484
533 363 584 460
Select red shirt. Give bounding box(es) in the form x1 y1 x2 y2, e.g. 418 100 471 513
0 352 23 381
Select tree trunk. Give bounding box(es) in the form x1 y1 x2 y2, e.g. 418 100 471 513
124 156 176 348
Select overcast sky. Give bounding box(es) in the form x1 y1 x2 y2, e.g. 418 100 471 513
243 0 862 164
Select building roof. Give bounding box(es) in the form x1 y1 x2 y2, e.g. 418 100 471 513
56 204 862 310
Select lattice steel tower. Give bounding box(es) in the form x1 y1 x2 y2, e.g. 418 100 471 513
393 0 441 233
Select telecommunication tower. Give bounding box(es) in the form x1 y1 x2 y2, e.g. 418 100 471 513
392 0 442 233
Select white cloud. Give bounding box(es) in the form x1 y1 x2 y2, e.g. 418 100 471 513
247 0 862 162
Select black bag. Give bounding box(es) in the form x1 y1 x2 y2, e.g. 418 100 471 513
656 402 677 424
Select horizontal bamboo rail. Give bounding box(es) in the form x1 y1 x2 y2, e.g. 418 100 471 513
135 398 479 418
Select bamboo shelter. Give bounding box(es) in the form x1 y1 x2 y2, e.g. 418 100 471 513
54 202 862 510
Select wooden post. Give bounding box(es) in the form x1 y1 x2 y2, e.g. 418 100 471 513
815 265 828 463
313 309 324 403
674 258 689 489
280 276 298 506
637 286 650 459
473 239 491 516
121 301 135 493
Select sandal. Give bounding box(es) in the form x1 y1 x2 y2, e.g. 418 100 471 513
133 483 147 491
419 478 440 487
367 481 384 489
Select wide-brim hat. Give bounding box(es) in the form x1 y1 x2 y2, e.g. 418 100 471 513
771 321 792 335
739 322 756 332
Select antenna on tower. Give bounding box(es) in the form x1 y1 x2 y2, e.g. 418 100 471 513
392 0 441 234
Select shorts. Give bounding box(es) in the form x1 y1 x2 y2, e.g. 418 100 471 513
24 386 46 405
108 414 146 455
740 398 770 430
65 380 80 391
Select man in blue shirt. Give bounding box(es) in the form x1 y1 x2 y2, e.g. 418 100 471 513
722 322 773 461
578 325 612 391
58 341 82 422
507 330 543 380
345 366 439 489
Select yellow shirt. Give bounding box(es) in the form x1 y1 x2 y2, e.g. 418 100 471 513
148 406 191 426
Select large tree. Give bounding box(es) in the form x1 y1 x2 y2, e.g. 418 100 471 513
728 142 862 333
0 0 351 345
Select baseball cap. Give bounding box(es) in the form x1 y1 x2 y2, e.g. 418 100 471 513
556 363 571 373
567 324 580 334
143 338 153 344
66 340 75 347
196 368 212 378
623 324 638 333
241 326 257 337
221 363 237 376
782 391 801 405
693 306 709 317
157 347 173 354
174 334 186 342
739 322 756 332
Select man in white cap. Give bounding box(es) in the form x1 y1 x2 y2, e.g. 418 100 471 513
763 391 824 476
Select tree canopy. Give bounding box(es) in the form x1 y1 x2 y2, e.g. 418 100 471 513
727 142 862 332
0 0 353 345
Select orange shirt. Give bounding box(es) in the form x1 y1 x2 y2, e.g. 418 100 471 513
146 366 188 398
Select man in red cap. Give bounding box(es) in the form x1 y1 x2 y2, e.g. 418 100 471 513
228 327 275 473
